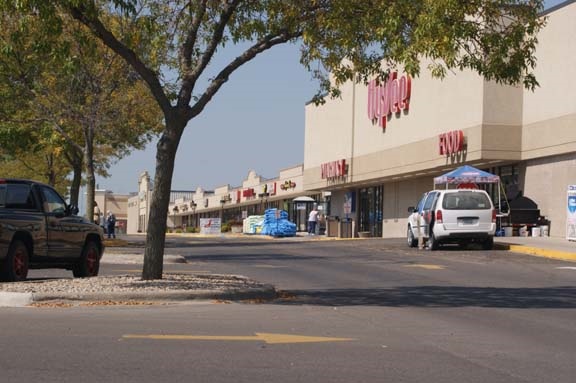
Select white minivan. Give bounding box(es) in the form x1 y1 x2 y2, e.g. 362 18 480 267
408 189 496 250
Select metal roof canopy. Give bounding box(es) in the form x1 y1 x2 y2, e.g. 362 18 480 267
292 196 315 202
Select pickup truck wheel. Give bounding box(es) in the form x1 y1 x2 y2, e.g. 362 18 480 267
407 226 417 248
1 240 29 282
73 241 100 278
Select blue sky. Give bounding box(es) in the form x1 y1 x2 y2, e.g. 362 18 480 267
99 0 566 195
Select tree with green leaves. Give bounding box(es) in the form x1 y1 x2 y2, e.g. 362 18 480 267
0 10 163 214
0 0 545 279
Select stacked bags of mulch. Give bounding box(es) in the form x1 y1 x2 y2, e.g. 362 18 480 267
243 215 264 234
260 208 296 237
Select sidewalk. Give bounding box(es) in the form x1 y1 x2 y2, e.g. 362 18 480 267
494 236 576 262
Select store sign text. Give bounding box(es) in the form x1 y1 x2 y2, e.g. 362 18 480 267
280 180 296 190
367 72 411 129
321 159 347 180
439 130 464 155
243 188 255 198
262 182 277 196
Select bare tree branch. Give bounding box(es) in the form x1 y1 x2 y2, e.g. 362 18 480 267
180 0 208 70
178 0 241 108
188 30 302 120
68 5 173 115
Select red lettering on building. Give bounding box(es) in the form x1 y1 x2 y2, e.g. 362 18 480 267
242 188 255 198
367 72 411 129
439 130 464 155
321 159 347 180
280 180 296 190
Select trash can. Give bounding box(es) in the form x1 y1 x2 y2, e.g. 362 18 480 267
338 218 353 238
326 217 339 237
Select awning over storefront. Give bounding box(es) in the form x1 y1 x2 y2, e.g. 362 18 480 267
292 196 315 202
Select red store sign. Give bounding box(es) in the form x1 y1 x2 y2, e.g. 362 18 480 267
321 159 347 180
242 188 255 198
439 130 464 155
280 180 296 190
367 72 411 129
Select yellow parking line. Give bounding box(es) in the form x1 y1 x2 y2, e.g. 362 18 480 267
404 264 445 270
123 333 355 344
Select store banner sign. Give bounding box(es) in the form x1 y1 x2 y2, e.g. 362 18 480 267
200 218 221 235
439 130 464 155
367 72 411 129
567 185 576 240
321 159 347 180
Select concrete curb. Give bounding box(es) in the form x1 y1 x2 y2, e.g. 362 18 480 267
101 253 187 264
32 284 277 303
0 285 277 307
0 292 33 307
495 243 576 262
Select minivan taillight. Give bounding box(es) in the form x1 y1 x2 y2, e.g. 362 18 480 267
492 209 497 223
436 210 443 223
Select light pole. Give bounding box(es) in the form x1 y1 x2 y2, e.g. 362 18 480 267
258 192 269 215
190 201 197 229
219 199 226 223
172 206 179 230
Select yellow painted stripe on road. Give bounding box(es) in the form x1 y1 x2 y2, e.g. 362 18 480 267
116 270 212 274
404 264 445 270
123 333 355 344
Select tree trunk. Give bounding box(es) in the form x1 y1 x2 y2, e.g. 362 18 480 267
84 124 96 225
69 154 83 208
66 151 84 210
142 113 186 280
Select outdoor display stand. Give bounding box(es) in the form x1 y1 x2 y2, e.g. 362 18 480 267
433 165 507 235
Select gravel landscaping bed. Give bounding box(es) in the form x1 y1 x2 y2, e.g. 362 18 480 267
0 274 267 295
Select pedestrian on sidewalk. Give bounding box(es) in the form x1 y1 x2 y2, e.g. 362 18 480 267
308 207 319 235
106 211 116 239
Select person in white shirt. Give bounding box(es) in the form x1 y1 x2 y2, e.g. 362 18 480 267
308 207 319 235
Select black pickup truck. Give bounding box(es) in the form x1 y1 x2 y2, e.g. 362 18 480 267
0 179 104 282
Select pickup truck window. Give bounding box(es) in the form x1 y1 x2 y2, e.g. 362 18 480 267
0 184 37 210
39 186 66 214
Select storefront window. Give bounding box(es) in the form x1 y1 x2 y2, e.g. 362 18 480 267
484 164 520 210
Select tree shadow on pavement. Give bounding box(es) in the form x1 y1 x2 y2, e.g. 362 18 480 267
273 286 576 308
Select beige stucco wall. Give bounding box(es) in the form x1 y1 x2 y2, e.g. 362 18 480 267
522 2 576 161
303 2 576 239
352 69 485 155
523 3 576 125
522 152 576 238
304 82 355 170
127 195 138 234
381 177 433 238
303 62 526 192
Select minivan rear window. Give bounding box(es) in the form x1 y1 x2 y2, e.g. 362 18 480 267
442 192 491 210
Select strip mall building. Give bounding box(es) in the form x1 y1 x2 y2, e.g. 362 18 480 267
128 2 575 239
302 1 576 238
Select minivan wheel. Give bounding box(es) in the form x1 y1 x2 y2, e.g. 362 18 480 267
1 240 29 282
407 226 418 248
73 241 101 278
482 238 494 250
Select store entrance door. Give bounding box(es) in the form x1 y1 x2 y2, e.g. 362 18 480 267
358 186 383 237
292 196 316 232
